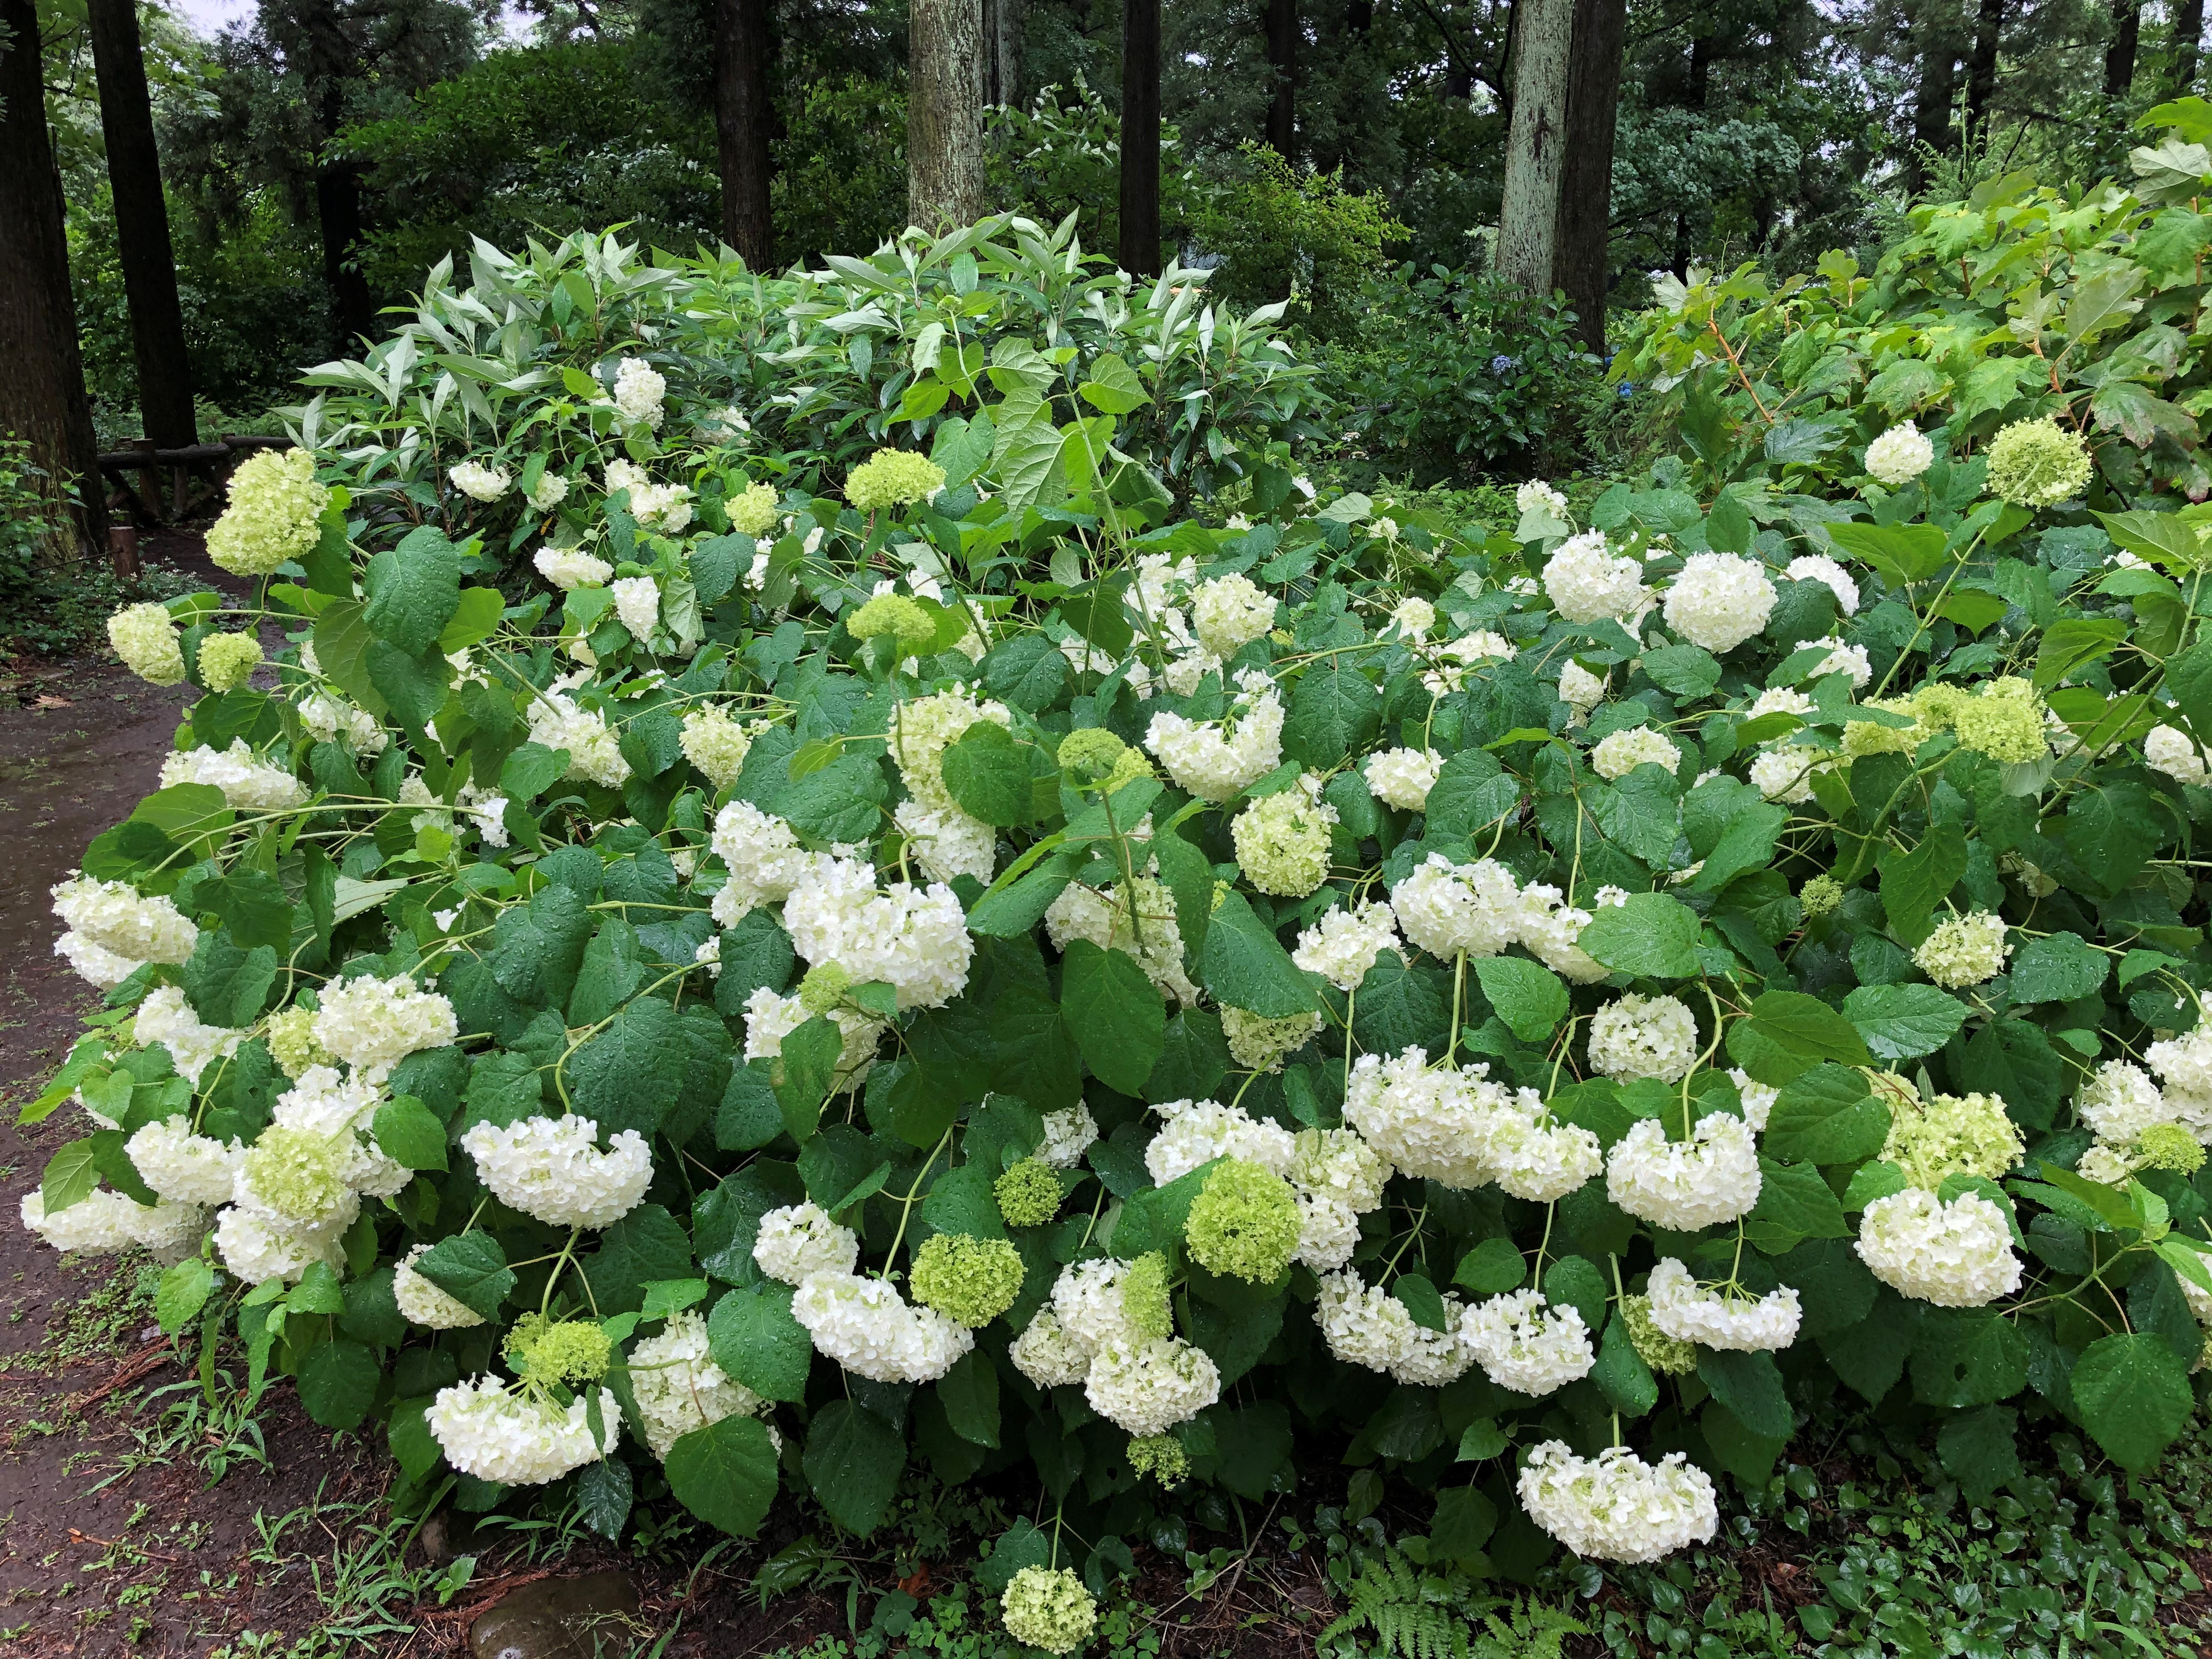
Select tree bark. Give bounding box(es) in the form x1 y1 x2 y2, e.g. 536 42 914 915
1553 0 1624 352
87 0 195 448
1908 5 1962 193
1963 0 2007 145
909 0 987 229
0 0 110 560
1671 31 1709 278
1265 0 1296 153
984 0 1023 106
715 0 775 266
1119 0 1161 275
1496 0 1572 294
2106 0 2141 95
2172 0 2203 93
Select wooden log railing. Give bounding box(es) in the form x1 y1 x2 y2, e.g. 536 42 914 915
97 433 291 531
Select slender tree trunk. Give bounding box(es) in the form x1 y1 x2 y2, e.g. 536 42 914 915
984 0 1023 106
1963 0 2007 145
2106 0 2141 94
87 0 195 448
909 0 987 229
311 65 376 345
1553 0 1624 352
1671 31 1709 278
715 0 775 266
1119 0 1161 275
1908 12 1961 192
1265 0 1296 153
1497 0 1572 294
2172 0 2203 92
0 0 110 560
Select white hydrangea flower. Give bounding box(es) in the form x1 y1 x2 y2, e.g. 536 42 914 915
2076 1060 2172 1143
1044 871 1200 1005
1513 882 1619 984
894 800 997 887
526 692 631 788
1314 1270 1476 1385
1587 993 1700 1082
679 706 755 790
1544 531 1650 624
612 575 660 640
312 974 456 1077
1606 1114 1762 1229
1726 1068 1778 1133
449 460 509 502
1749 686 1814 720
1864 424 1935 487
1591 726 1681 781
213 1201 348 1284
741 988 885 1092
630 1310 767 1458
1663 554 1776 652
1231 776 1338 896
1491 1111 1605 1203
428 1376 620 1485
1289 1192 1359 1271
460 1115 652 1229
1750 747 1820 804
160 741 308 810
1364 747 1444 811
2146 725 2210 786
54 930 143 990
612 357 667 427
133 985 245 1084
1559 661 1609 716
1189 574 1278 658
1221 1006 1324 1073
1009 1306 1094 1387
1912 911 2009 989
707 800 808 921
782 855 973 1011
1421 631 1519 696
1517 480 1571 517
20 1189 196 1258
1855 1188 2023 1307
890 687 1011 812
1144 1098 1296 1186
1291 900 1404 991
1051 1257 1143 1351
1803 635 1871 689
1144 673 1284 802
1391 854 1522 958
753 1202 861 1284
1646 1257 1801 1351
1784 555 1860 616
1289 1127 1392 1213
791 1270 973 1384
1463 1289 1595 1395
1391 596 1437 640
1085 1336 1222 1435
298 691 388 755
534 547 613 591
394 1242 487 1329
1036 1103 1098 1169
527 471 570 511
127 1116 246 1206
1343 1048 1542 1189
1517 1441 1719 1563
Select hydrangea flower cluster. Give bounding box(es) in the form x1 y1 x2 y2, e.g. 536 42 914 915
1516 1442 1719 1563
206 448 328 575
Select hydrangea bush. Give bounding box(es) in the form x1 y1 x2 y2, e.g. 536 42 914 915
27 210 2212 1623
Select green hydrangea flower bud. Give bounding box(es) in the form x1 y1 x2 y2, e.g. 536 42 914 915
1951 679 2049 764
197 631 264 693
266 1006 335 1079
1127 1432 1189 1485
1001 1565 1098 1655
995 1158 1064 1227
847 594 936 652
2135 1123 2206 1173
1120 1250 1173 1342
1621 1293 1697 1375
725 479 780 537
1183 1158 1300 1284
1798 874 1844 918
845 448 947 513
798 962 853 1015
1880 1090 2024 1189
910 1232 1026 1328
240 1125 348 1222
1985 417 2093 509
504 1313 613 1386
1057 727 1131 786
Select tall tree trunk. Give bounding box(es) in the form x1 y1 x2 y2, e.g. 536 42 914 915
1963 0 2007 145
715 0 775 266
1908 10 1961 193
1497 0 1572 294
87 0 195 448
311 60 376 345
2173 0 2204 92
1265 0 1296 153
2106 0 2141 95
0 0 109 560
1671 31 1709 278
1553 0 1624 352
909 0 987 229
984 0 1023 106
1119 0 1161 275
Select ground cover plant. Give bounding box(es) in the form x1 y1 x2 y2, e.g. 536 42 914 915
23 125 2212 1654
